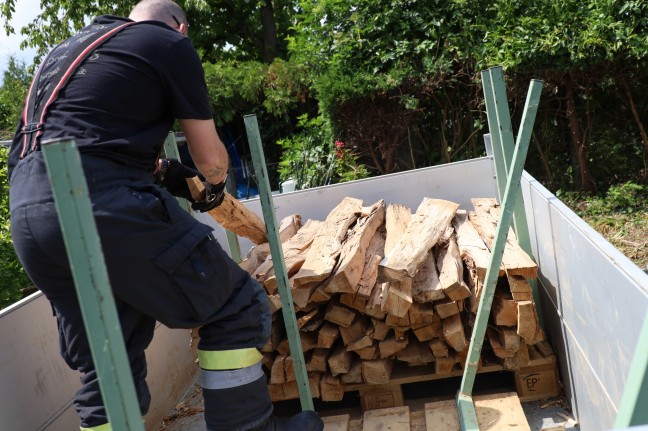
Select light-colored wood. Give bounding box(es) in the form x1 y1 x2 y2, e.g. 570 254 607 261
306 348 330 373
325 302 357 328
381 279 413 318
347 335 373 352
267 294 282 314
322 414 350 431
321 374 345 402
436 235 471 301
469 198 538 279
380 198 460 281
325 200 386 294
412 322 442 342
411 250 445 303
464 257 484 313
517 300 546 344
435 354 457 374
379 333 410 358
292 282 320 309
434 298 460 319
270 355 286 384
317 322 341 348
487 327 517 359
254 219 322 294
284 355 295 381
424 392 531 431
328 344 353 376
366 282 387 319
239 243 270 275
361 359 394 384
339 316 368 346
508 274 533 301
442 314 466 352
371 319 390 341
452 210 502 279
492 294 518 326
356 228 386 299
362 406 409 431
396 340 435 365
339 293 368 314
293 197 364 287
359 384 404 411
341 359 363 384
355 344 378 360
407 302 437 329
188 177 267 244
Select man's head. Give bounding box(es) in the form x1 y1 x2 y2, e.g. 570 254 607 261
129 0 188 34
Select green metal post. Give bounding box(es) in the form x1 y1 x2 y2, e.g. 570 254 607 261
614 312 648 428
483 67 545 327
163 132 242 262
458 80 543 431
41 138 145 431
243 114 315 411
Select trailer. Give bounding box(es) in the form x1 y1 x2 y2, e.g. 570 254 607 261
1 69 647 430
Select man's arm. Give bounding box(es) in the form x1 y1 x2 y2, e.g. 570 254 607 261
179 118 229 185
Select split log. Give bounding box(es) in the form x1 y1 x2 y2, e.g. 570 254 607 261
340 359 363 384
469 198 537 279
317 322 340 348
324 200 386 294
429 338 450 358
356 228 386 299
379 333 410 358
436 235 471 301
452 210 501 279
320 375 345 402
379 198 460 281
492 294 518 326
411 250 444 303
306 348 330 373
362 359 394 384
380 204 413 317
442 314 467 352
328 344 353 376
508 274 533 301
292 197 364 287
517 300 545 344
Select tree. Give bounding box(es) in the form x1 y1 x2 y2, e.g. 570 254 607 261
0 56 30 133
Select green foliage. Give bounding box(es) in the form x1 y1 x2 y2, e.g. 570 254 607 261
0 57 30 132
277 114 368 190
0 147 32 309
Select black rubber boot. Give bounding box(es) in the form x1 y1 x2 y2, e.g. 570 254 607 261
254 410 324 431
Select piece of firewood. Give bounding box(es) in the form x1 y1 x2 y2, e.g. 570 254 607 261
347 335 374 352
379 333 410 358
412 322 443 342
371 319 390 341
464 257 484 313
341 359 363 384
270 355 287 384
328 344 353 376
254 219 322 293
435 354 457 374
492 294 518 326
381 279 413 318
339 292 368 313
397 340 435 365
300 332 319 352
317 322 340 348
306 348 330 373
429 338 450 358
324 302 356 328
434 298 461 319
366 282 387 319
362 359 394 384
508 274 533 301
356 227 386 299
385 311 410 329
517 300 545 344
469 198 537 279
452 210 501 280
407 302 438 329
292 282 319 310
411 250 445 303
355 344 379 360
320 374 345 402
292 197 364 287
324 200 386 294
379 198 460 281
442 314 467 352
267 294 282 314
486 327 517 359
284 356 296 382
187 177 267 244
339 315 369 346
436 235 471 301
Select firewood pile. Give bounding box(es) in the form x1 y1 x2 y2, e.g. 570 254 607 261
238 196 546 402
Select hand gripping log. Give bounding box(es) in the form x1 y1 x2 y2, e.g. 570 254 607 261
187 176 267 245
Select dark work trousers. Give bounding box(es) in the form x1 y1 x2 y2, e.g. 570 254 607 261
9 152 271 428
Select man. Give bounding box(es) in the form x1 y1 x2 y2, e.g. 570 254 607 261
8 1 323 430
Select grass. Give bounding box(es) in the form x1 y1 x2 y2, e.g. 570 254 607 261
557 181 648 270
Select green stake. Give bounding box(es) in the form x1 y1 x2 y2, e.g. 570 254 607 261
42 138 145 431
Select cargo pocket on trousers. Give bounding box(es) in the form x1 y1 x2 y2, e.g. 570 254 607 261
152 223 231 323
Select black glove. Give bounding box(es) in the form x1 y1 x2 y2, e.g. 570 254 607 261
154 158 201 200
192 178 227 212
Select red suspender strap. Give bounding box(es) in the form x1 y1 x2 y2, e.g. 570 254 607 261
20 21 137 158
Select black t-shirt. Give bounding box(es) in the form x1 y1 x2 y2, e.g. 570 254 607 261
9 15 212 176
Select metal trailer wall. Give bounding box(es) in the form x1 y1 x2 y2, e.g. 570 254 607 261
521 173 648 431
0 293 198 430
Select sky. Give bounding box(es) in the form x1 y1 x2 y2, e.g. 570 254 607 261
0 0 40 75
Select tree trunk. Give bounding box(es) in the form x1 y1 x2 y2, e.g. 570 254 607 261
621 76 648 180
565 77 595 191
259 0 280 63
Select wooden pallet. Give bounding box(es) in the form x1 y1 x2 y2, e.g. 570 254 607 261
321 392 531 431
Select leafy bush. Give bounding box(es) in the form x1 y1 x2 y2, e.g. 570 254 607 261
277 114 369 190
0 147 33 309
